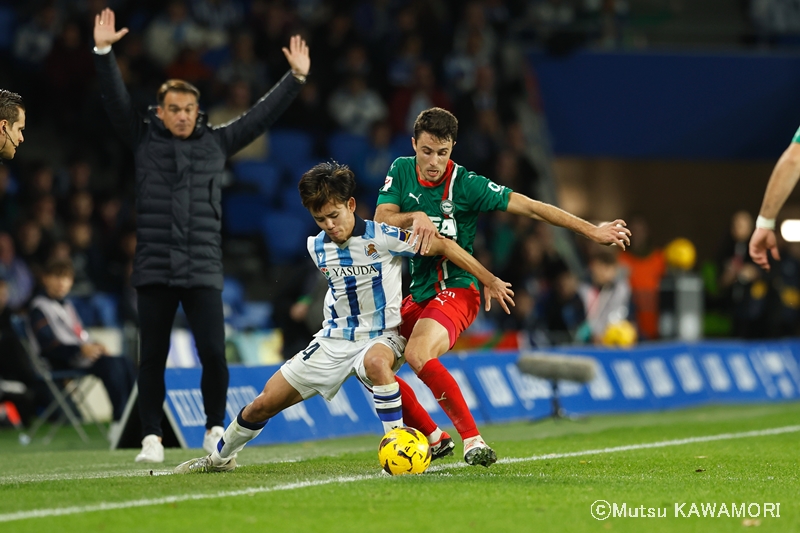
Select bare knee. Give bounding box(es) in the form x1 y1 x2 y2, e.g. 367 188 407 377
364 352 394 385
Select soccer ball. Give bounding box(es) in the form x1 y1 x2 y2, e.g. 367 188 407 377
378 427 431 475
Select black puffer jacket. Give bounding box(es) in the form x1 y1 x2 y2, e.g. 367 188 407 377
94 50 302 290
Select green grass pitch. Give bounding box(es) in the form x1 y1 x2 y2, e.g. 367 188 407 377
1 402 798 533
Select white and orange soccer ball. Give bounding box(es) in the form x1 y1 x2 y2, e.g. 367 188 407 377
378 427 432 475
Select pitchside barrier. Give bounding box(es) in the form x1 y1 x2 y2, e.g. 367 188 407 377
113 339 800 450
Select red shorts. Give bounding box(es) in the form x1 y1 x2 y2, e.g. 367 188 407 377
400 286 481 349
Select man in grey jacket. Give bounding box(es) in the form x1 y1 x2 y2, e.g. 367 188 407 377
93 8 310 463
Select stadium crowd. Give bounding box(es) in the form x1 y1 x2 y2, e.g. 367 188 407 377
0 0 797 378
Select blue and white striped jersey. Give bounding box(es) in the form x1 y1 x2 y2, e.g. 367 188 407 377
307 216 416 341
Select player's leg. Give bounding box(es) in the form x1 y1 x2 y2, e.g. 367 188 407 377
394 376 455 461
174 369 304 473
397 294 454 459
363 341 404 434
405 289 497 467
180 287 229 453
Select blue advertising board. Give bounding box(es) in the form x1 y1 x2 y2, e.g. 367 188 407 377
161 340 800 449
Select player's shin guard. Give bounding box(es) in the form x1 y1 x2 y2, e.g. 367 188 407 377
396 376 438 435
372 382 403 434
418 359 479 440
215 407 267 462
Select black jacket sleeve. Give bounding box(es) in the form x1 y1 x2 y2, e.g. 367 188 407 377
93 49 147 149
215 71 304 156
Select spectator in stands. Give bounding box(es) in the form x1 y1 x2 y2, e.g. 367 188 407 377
0 232 34 312
0 166 18 233
29 258 136 428
13 3 60 70
444 30 490 97
453 1 499 61
578 248 633 344
387 34 423 90
328 75 388 136
619 215 666 340
44 20 95 128
216 32 269 98
66 190 94 224
208 80 268 162
357 120 396 203
718 211 763 337
15 219 48 276
144 0 206 68
0 277 41 427
389 61 451 136
191 0 243 35
533 266 586 346
93 8 309 463
31 194 65 245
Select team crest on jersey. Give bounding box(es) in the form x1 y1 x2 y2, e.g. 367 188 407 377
440 199 454 215
364 243 379 259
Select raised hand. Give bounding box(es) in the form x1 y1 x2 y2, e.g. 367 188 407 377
282 34 310 77
483 277 515 314
94 8 129 49
593 219 632 251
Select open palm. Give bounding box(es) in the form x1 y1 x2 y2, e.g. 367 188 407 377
94 8 129 48
282 35 310 77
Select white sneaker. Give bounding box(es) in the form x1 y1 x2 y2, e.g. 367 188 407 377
135 434 164 463
203 426 224 454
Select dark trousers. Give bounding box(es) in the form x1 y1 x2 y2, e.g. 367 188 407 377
136 285 228 437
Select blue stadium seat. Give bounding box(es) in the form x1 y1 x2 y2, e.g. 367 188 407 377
232 160 282 201
222 193 268 235
261 211 314 264
286 157 325 187
328 131 369 168
222 277 245 316
267 129 314 171
280 185 308 218
390 134 414 158
0 8 16 50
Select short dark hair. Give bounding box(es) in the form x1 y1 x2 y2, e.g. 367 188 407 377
413 107 458 143
156 79 200 106
0 89 24 126
42 258 74 278
298 161 356 212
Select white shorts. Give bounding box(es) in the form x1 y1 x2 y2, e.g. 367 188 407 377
280 331 407 401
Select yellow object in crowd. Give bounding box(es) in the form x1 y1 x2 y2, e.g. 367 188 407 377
665 237 696 271
602 320 638 347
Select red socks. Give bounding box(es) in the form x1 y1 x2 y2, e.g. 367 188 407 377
395 376 437 435
417 359 479 439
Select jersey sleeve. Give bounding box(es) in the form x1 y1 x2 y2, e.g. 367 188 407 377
378 223 417 258
793 125 800 143
376 158 404 206
463 171 513 212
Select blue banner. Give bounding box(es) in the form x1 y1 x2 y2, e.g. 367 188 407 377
162 340 800 449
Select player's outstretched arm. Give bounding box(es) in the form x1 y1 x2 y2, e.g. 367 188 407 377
375 203 439 255
505 192 631 250
426 238 515 314
749 142 800 271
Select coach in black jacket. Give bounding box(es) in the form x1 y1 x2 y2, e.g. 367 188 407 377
93 8 310 463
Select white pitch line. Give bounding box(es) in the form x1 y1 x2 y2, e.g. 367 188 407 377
2 424 798 523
